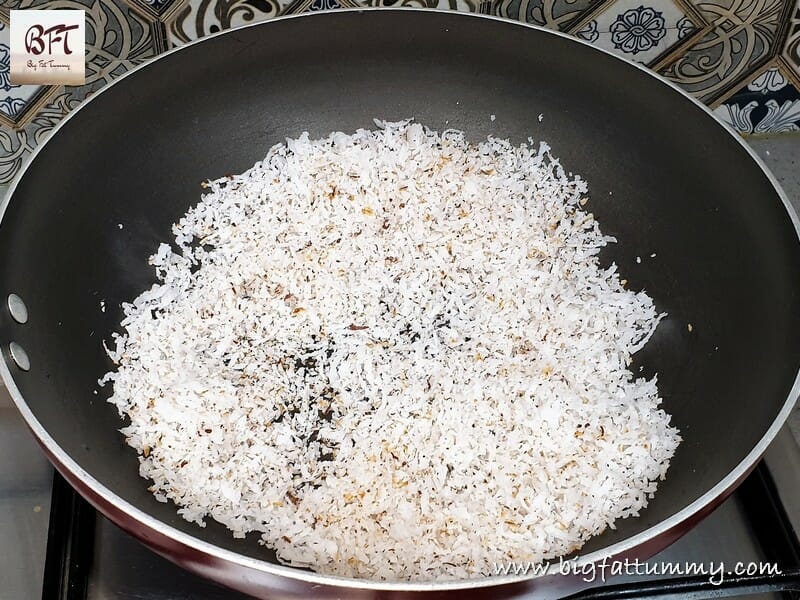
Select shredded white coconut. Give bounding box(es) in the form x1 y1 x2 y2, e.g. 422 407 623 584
102 120 680 582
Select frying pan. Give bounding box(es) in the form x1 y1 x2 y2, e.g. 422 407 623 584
2 8 800 599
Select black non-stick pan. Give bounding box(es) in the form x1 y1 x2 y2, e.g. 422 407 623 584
1 9 799 599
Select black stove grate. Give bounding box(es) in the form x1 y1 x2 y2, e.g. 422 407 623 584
43 474 95 600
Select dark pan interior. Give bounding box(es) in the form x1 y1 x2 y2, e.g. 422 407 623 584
2 10 800 569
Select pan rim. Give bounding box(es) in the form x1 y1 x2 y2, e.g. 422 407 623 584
1 7 799 592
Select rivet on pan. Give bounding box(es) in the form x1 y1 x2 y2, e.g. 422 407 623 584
9 342 30 371
7 294 28 324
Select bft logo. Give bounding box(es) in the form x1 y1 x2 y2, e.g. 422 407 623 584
25 23 80 56
10 10 85 85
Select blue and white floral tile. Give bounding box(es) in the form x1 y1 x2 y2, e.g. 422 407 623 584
713 65 800 133
570 0 701 66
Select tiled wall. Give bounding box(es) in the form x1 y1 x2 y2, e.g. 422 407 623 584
0 0 798 185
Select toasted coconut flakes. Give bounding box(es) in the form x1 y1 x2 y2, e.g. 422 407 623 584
103 120 680 582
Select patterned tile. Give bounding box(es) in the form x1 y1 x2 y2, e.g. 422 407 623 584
164 0 292 46
569 0 704 66
0 0 798 183
491 0 600 30
660 0 793 104
0 0 162 183
164 0 487 47
0 88 81 182
713 61 800 131
0 22 38 119
783 0 799 76
363 0 487 11
124 0 184 18
283 0 362 15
